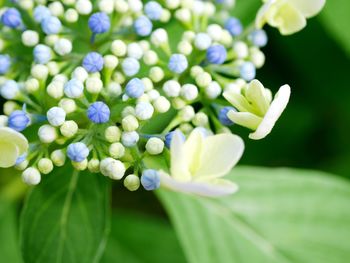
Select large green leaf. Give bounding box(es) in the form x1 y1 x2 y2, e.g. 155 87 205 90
101 211 186 263
320 0 350 57
158 166 350 263
20 167 111 263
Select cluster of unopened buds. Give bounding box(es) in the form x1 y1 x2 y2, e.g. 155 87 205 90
0 0 325 196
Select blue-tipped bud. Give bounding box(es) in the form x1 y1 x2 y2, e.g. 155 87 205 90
82 52 104 73
88 12 110 34
248 29 268 47
164 130 186 148
33 44 52 64
218 107 236 126
125 78 145 98
41 16 62 35
168 54 188 74
141 169 160 191
33 5 51 23
1 8 22 28
67 142 89 162
122 57 140 76
240 62 256 81
87 101 110 124
8 110 30 131
134 16 153 37
144 1 163 21
225 17 242 36
206 45 227 65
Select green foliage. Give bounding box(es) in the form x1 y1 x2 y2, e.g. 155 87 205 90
158 166 350 263
20 167 111 263
101 211 186 263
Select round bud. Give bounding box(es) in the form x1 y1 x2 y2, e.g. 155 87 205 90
31 64 49 80
194 33 212 50
205 81 222 99
124 174 140 191
59 98 76 114
149 66 164 82
47 81 64 99
38 158 54 174
179 105 195 122
141 169 160 191
47 107 66 126
143 50 158 65
54 38 73 56
51 149 66 166
105 126 121 143
111 40 127 57
72 159 88 170
193 112 209 127
88 159 100 173
100 158 125 179
22 30 39 47
25 78 39 93
60 120 78 138
65 8 79 23
145 137 164 155
86 77 103 94
195 72 212 88
121 131 139 147
181 84 198 101
104 55 119 69
122 115 139 131
109 142 125 159
153 96 170 113
38 125 57 143
22 168 41 185
72 66 88 82
163 80 181 97
75 0 93 15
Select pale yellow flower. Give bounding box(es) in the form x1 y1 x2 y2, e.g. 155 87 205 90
223 79 291 140
160 129 244 197
0 127 28 168
256 0 326 35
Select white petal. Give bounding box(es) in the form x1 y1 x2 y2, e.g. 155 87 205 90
160 172 238 197
249 84 291 140
289 0 326 18
170 131 191 181
183 129 203 175
0 127 28 155
245 79 270 116
255 0 276 29
223 90 259 114
194 134 244 179
0 141 19 168
227 111 262 130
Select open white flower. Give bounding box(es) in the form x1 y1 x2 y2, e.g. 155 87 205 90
160 129 244 197
223 79 291 140
256 0 326 35
0 127 29 168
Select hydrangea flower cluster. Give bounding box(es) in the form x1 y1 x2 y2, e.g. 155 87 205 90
0 0 325 196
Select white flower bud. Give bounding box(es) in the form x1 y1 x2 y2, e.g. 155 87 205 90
111 40 127 57
60 120 78 138
250 47 265 68
146 137 164 155
113 72 125 84
147 89 160 102
19 0 33 10
160 9 171 23
178 40 192 55
86 77 103 94
63 0 76 5
203 2 215 16
194 33 212 50
141 77 153 92
122 106 135 118
22 30 39 47
127 43 143 59
115 0 129 13
53 74 68 83
175 8 191 23
44 35 59 47
75 0 93 14
72 159 88 170
47 81 64 99
149 67 164 82
183 31 195 42
3 101 19 115
47 107 66 126
181 84 198 101
151 29 168 46
121 131 139 147
65 8 79 23
179 105 195 121
143 50 158 65
195 72 212 88
193 112 209 127
233 41 249 59
220 30 233 46
72 66 88 82
54 38 73 56
99 0 114 13
107 82 122 97
153 96 170 113
31 64 49 80
88 159 100 173
179 123 193 134
51 149 66 166
0 115 8 127
22 168 41 185
124 174 140 191
38 158 54 174
205 81 222 99
15 160 29 171
166 0 180 9
127 0 142 13
122 115 139 131
104 55 119 69
163 80 181 97
172 97 186 110
38 125 57 143
47 62 59 76
49 1 64 16
105 126 121 143
58 98 76 114
207 24 223 42
25 78 39 93
109 142 125 159
190 66 203 78
100 158 125 179
135 102 154 120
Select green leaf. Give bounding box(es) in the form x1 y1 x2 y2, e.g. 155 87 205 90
20 167 111 263
101 211 186 263
157 166 350 263
320 0 350 57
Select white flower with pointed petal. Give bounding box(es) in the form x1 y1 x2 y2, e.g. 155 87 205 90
224 79 291 140
256 0 326 35
0 127 29 168
159 129 244 197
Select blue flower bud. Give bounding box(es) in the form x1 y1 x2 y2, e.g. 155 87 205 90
225 17 242 36
33 44 52 64
0 54 11 74
168 54 188 74
164 130 185 148
141 169 160 191
240 62 256 81
41 16 62 35
67 142 89 162
87 101 110 124
125 78 145 98
144 1 163 21
121 131 140 147
64 79 84 98
206 45 227 65
82 52 104 73
33 5 51 23
122 57 140 76
218 106 236 126
88 12 110 34
1 80 19 99
134 16 153 37
1 8 22 28
8 110 30 131
248 29 268 47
